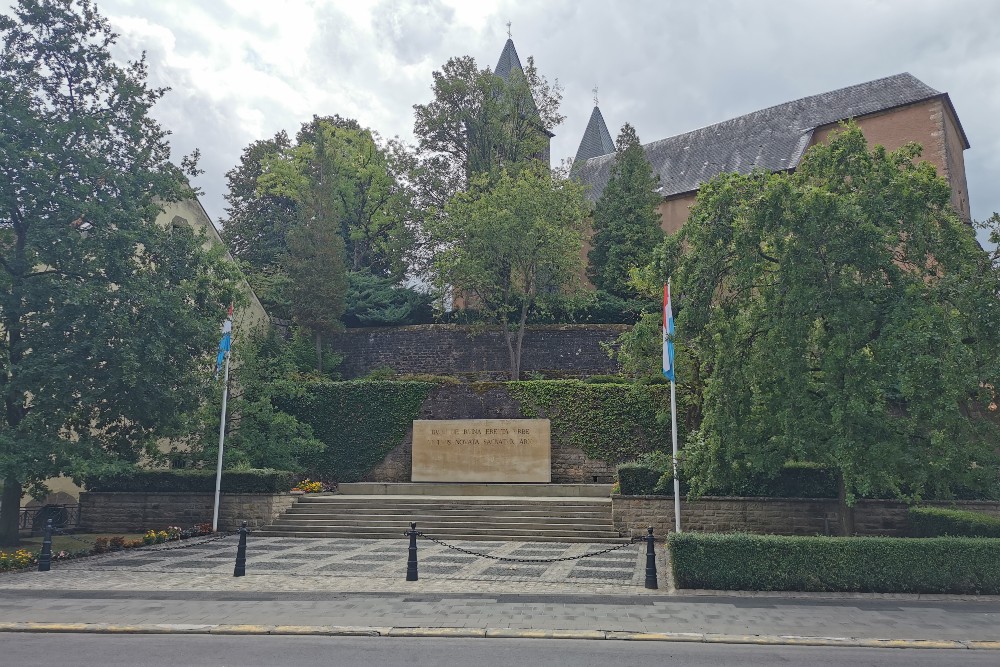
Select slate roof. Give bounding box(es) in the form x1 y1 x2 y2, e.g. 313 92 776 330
494 38 524 81
573 106 616 164
574 73 965 202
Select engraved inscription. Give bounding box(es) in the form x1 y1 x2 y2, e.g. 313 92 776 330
411 419 551 483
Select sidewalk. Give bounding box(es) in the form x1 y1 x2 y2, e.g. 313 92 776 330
1 536 997 649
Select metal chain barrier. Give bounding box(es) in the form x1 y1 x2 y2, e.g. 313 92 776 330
414 531 640 563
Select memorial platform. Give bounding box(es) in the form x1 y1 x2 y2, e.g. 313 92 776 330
257 484 619 542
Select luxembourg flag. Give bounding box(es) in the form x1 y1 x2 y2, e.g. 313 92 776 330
662 283 675 382
214 304 233 378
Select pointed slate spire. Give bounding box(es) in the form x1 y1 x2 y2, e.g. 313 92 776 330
494 38 523 81
574 105 616 165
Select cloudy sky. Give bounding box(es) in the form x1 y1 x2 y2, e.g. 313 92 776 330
86 0 1000 243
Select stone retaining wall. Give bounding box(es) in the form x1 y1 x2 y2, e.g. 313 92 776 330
79 492 295 532
612 496 1000 537
329 324 628 379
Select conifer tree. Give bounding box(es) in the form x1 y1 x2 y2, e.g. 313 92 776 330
587 124 663 298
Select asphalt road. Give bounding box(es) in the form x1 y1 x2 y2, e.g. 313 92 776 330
0 634 995 667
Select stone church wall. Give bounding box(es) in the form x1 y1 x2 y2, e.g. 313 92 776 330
329 324 628 380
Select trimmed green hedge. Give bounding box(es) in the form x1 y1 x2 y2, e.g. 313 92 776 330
616 460 838 498
509 380 669 463
84 469 295 493
668 532 1000 594
909 507 1000 538
276 380 434 482
618 462 663 495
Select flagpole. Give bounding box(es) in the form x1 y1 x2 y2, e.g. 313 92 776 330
670 372 681 533
668 278 681 533
212 349 230 533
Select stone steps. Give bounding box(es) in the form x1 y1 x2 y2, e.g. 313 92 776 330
258 489 621 542
337 483 613 497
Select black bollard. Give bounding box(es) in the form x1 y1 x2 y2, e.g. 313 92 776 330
234 521 248 577
644 526 658 590
405 521 418 581
37 518 53 572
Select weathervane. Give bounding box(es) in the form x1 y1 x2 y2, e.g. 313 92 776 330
593 85 599 107
506 21 512 39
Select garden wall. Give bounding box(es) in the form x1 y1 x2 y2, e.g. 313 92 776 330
612 496 1000 537
328 324 628 379
79 492 295 533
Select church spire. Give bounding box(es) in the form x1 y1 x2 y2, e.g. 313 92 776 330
573 102 615 165
494 34 523 81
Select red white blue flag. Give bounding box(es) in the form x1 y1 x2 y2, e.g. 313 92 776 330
214 304 233 379
663 283 675 381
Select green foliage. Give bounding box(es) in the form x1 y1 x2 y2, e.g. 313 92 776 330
220 132 297 277
344 271 435 327
188 330 328 473
908 507 1000 538
84 469 294 494
508 380 668 463
582 375 629 385
617 462 663 496
276 381 435 482
649 123 1000 512
430 164 590 379
0 0 241 545
588 124 664 297
412 54 564 208
668 532 1000 594
530 291 657 325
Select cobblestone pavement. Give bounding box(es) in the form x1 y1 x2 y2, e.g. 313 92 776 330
1 535 666 595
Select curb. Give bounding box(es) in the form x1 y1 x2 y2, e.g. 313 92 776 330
0 622 995 649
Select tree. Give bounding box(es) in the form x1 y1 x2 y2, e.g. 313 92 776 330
219 131 296 273
653 124 1000 534
428 163 589 379
0 0 240 545
259 117 413 282
587 123 663 298
277 128 349 374
412 54 564 207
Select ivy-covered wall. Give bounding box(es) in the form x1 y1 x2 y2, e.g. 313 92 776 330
279 380 667 484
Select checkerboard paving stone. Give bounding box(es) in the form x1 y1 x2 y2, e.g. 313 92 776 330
24 535 666 592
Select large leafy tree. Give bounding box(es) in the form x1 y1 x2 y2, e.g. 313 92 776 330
0 0 240 545
654 124 1000 534
428 164 589 379
411 54 564 210
587 123 663 298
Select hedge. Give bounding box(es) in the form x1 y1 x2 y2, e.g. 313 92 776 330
616 460 838 498
84 469 295 494
908 507 1000 538
276 380 434 482
668 532 1000 594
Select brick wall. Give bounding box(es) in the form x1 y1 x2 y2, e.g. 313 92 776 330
329 324 628 379
79 492 295 533
367 383 617 484
612 496 1000 537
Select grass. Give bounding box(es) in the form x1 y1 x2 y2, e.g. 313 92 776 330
11 533 144 553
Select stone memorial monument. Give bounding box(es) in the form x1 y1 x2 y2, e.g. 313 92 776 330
411 419 551 483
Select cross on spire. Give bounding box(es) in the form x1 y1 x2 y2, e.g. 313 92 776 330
506 21 512 39
592 85 599 107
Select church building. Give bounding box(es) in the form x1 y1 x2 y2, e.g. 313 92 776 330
572 73 971 233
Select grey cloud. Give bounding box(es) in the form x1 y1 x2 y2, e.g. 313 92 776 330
371 0 456 65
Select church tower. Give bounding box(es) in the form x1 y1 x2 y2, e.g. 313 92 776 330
490 34 554 166
573 104 616 165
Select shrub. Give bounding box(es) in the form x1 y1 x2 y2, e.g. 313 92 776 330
583 374 629 384
84 468 295 493
92 537 109 554
908 507 1000 538
108 536 125 551
668 532 1000 594
617 462 662 496
0 549 35 572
